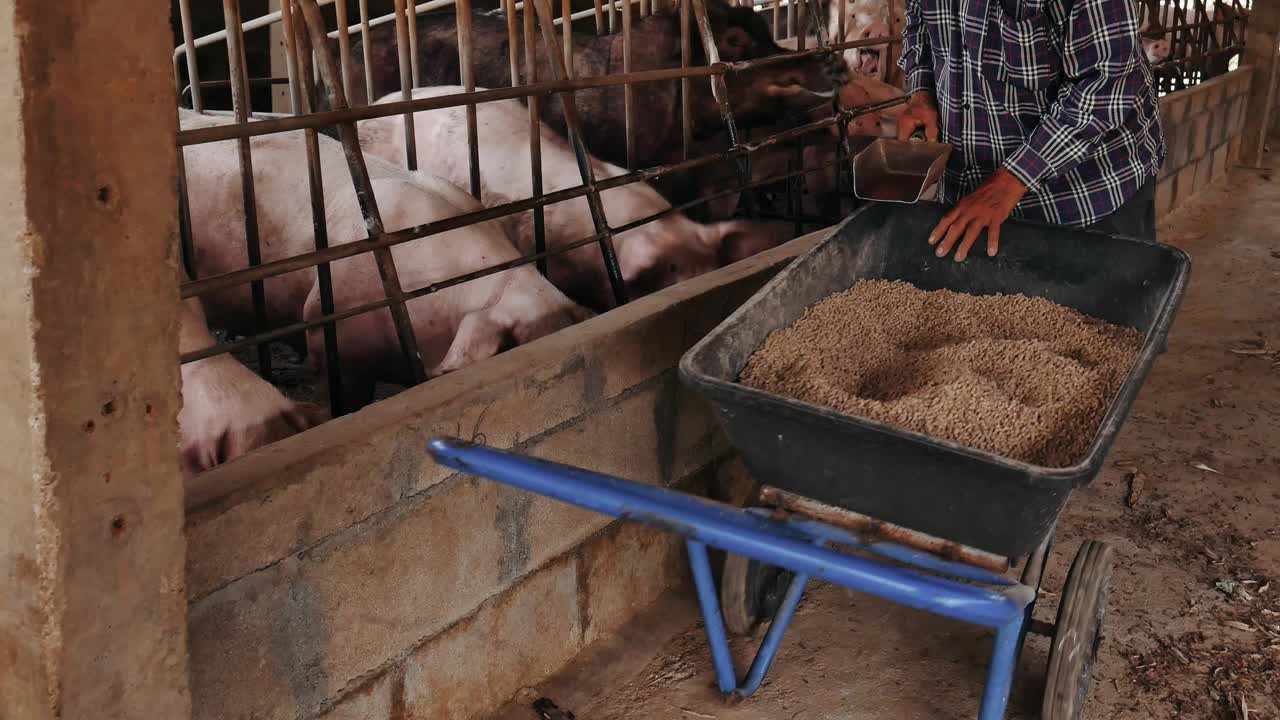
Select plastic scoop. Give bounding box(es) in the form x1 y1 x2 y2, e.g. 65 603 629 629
852 129 952 203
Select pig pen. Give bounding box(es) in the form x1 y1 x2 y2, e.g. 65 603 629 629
173 0 904 718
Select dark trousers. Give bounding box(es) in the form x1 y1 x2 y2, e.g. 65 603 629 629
1083 177 1157 243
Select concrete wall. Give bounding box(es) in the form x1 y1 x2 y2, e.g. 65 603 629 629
184 233 822 720
1156 68 1255 216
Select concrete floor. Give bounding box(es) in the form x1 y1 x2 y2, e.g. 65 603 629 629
490 154 1280 720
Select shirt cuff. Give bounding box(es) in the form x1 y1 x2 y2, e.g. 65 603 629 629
1003 142 1053 190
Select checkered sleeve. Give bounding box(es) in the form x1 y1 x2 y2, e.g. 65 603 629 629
899 0 935 96
1003 0 1146 189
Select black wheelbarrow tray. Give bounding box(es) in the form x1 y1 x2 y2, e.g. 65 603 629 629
679 201 1191 560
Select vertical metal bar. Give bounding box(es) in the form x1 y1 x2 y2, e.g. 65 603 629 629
593 0 604 34
409 0 423 88
687 541 740 695
680 0 691 161
740 568 812 695
458 0 482 199
837 0 846 48
640 0 649 17
690 0 744 168
608 0 616 33
297 0 428 384
179 0 205 112
335 0 354 96
796 0 806 50
393 0 419 170
623 0 635 168
287 0 346 416
222 0 273 381
280 0 304 111
530 0 628 307
505 0 522 85
563 0 574 66
975 619 1024 720
359 0 376 102
787 0 794 38
523 0 549 276
175 109 198 281
773 0 780 41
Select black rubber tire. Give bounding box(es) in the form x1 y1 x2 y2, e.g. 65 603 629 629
720 552 795 636
1042 540 1115 720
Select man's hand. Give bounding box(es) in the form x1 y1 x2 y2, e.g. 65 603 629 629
897 91 939 142
928 169 1029 262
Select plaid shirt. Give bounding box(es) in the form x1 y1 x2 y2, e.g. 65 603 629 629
899 0 1166 226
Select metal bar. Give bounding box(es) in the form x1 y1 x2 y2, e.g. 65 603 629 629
288 1 346 416
737 562 812 697
687 541 741 695
681 0 691 161
640 0 649 16
976 619 1024 720
426 438 1031 628
607 0 616 32
458 0 482 198
178 0 204 111
563 0 573 66
523 0 549 276
393 0 419 170
175 110 198 281
690 0 751 210
772 0 780 41
623 0 635 168
280 0 304 111
593 0 604 34
836 0 846 48
409 0 423 88
183 231 608 364
177 35 904 144
505 0 521 80
359 0 376 103
297 0 428 384
181 96 902 300
335 0 353 95
1255 38 1280 169
796 0 805 50
530 0 629 306
758 486 1012 574
223 0 273 381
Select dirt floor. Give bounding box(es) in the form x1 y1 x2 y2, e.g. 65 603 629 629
490 157 1280 720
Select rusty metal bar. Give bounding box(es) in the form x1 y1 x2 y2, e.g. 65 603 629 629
786 0 794 38
757 487 1012 574
409 1 423 88
298 0 428 384
607 0 616 32
531 0 627 306
287 0 346 415
796 0 805 50
563 0 573 66
680 0 691 161
523 0 549 277
593 0 604 34
178 33 903 144
623 0 635 168
393 0 419 170
182 94 903 301
690 0 750 209
457 0 482 198
222 0 273 380
280 0 305 111
640 0 649 16
359 0 376 103
836 0 846 49
772 0 780 41
505 0 521 79
335 0 353 95
178 0 205 111
175 107 198 281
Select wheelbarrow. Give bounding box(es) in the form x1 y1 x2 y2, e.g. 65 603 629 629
428 203 1191 720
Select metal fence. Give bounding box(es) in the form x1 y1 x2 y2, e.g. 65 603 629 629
1141 0 1251 95
173 0 901 417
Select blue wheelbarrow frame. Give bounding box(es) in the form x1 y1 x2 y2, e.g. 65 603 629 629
428 437 1060 720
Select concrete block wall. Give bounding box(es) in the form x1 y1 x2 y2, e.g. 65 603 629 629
1156 68 1255 217
183 233 825 720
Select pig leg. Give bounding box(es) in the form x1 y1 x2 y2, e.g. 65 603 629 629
302 282 386 412
179 295 327 479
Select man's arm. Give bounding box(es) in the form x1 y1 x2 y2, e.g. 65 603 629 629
1002 0 1147 189
899 0 935 96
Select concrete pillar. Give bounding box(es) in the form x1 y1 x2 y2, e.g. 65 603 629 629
0 1 191 719
1241 0 1280 165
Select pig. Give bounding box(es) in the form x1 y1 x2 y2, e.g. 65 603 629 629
178 291 327 478
827 0 904 84
358 87 788 311
338 0 845 169
179 109 593 410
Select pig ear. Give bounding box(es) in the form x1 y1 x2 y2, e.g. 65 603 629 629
704 221 790 266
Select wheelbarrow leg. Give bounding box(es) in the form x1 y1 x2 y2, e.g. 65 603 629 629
977 617 1025 720
687 539 812 699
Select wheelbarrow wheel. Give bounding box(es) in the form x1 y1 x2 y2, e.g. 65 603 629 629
720 552 795 636
1042 540 1115 720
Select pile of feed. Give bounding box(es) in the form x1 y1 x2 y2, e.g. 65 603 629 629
739 280 1142 467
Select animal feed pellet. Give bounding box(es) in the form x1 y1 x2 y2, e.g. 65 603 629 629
738 280 1142 467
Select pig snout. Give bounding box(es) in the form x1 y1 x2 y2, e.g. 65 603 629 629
179 357 327 479
852 21 890 76
1143 38 1171 64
